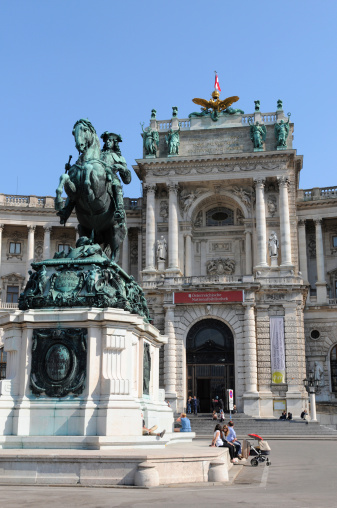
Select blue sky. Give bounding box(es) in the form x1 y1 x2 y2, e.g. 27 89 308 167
1 0 336 199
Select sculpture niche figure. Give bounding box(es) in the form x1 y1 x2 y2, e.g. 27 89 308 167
166 127 180 155
249 119 266 150
55 119 131 262
275 113 291 149
157 236 167 261
141 123 159 156
268 231 279 257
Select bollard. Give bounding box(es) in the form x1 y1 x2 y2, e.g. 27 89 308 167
134 461 159 487
208 460 228 482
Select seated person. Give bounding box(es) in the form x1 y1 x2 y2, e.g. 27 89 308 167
220 424 237 462
279 410 287 420
174 413 192 432
141 412 166 438
212 410 218 420
287 412 293 420
210 423 223 448
232 405 237 414
301 409 308 420
227 421 242 458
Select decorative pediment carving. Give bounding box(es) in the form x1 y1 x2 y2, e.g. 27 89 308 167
206 258 235 275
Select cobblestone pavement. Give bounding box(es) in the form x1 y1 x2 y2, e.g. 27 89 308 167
0 440 335 508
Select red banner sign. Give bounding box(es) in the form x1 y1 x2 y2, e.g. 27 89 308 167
173 290 244 304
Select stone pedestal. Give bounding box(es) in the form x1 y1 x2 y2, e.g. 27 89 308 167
0 308 173 446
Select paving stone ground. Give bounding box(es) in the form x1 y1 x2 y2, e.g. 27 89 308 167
0 440 335 508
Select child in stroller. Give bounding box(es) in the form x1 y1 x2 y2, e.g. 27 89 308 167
247 433 271 467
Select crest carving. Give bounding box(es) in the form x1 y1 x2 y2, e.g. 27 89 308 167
206 258 236 275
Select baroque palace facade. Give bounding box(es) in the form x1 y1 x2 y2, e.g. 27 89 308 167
1 99 337 416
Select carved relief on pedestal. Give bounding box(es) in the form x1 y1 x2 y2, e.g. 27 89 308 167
206 258 235 275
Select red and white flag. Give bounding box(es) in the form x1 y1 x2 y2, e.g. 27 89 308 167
214 73 221 92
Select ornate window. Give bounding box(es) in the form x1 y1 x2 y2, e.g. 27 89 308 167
206 207 234 227
330 345 337 392
58 244 70 254
6 285 19 303
9 242 21 255
1 273 26 304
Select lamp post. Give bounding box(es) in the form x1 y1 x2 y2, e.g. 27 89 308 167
303 370 320 422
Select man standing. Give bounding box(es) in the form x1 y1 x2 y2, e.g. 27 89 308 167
192 395 198 415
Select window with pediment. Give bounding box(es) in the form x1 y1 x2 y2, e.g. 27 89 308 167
206 207 234 227
1 273 26 304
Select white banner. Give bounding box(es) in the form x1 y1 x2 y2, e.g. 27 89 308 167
270 316 285 384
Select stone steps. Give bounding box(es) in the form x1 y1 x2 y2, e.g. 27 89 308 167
182 413 337 437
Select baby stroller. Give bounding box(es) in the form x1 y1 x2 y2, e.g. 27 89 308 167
247 433 271 467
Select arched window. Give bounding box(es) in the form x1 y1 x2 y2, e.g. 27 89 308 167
330 345 337 392
206 207 234 227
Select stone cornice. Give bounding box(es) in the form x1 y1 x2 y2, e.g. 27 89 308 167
135 150 295 168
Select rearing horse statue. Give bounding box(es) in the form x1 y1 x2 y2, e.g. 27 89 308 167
55 119 130 262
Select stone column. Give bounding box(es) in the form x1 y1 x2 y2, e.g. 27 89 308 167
26 225 36 279
185 233 192 277
0 224 4 275
278 176 293 267
164 305 177 402
144 184 156 272
137 228 142 281
243 303 258 393
167 182 180 273
244 229 252 275
200 239 207 276
122 231 129 274
43 226 52 259
297 220 308 282
314 218 327 303
254 179 268 268
243 302 259 416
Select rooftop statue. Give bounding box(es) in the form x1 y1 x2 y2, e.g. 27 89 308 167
165 126 180 155
55 119 130 262
141 123 159 156
249 119 266 150
189 90 244 122
275 113 291 149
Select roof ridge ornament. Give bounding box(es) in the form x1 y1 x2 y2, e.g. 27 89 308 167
189 87 244 122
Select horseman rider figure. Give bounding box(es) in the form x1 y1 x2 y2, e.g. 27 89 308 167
100 131 131 221
56 123 130 226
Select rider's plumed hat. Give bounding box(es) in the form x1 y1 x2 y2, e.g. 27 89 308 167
100 132 123 143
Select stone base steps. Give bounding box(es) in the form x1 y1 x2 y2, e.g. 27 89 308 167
184 413 337 437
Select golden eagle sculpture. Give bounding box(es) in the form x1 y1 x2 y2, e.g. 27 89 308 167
189 90 244 122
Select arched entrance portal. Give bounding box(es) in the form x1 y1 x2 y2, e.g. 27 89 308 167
186 319 234 413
